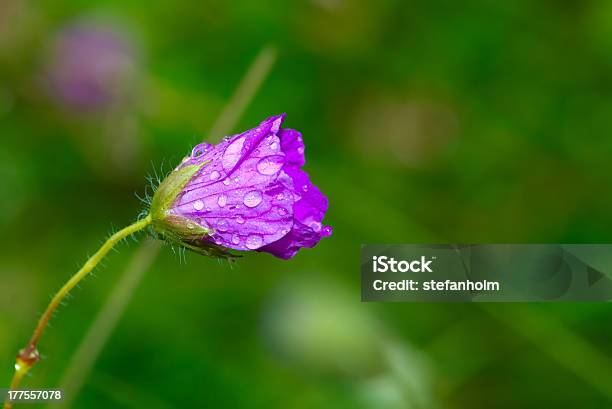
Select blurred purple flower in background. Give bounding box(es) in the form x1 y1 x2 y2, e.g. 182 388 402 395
45 21 137 111
150 114 332 259
40 18 143 179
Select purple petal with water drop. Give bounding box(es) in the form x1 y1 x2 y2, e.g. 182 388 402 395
258 166 331 259
278 128 305 167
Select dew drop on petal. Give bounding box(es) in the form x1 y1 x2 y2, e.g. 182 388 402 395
245 234 263 249
217 219 228 232
297 146 304 155
217 194 227 207
243 190 262 208
281 228 288 235
210 170 220 180
302 184 309 192
193 200 204 211
277 207 287 216
276 193 284 200
322 226 333 236
270 142 278 151
311 222 322 232
235 215 245 224
231 234 240 244
192 143 212 158
256 155 284 175
223 178 231 186
222 136 246 170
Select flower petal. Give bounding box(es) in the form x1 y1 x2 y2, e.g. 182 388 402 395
178 114 285 175
258 220 327 259
258 167 331 259
172 115 294 251
278 128 305 167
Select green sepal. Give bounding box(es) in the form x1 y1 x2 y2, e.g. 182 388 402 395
150 161 209 223
149 160 239 260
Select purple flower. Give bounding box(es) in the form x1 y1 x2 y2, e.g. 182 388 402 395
150 114 332 259
45 21 137 111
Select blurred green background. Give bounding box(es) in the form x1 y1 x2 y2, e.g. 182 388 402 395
1 1 612 408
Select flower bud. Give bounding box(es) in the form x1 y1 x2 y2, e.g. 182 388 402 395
150 114 332 259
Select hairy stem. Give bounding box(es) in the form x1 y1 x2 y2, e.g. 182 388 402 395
54 44 278 407
3 215 153 409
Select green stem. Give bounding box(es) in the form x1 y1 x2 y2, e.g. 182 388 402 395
3 215 153 409
55 45 278 407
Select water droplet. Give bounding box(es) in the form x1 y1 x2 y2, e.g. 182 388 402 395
231 234 240 244
223 178 231 186
245 234 263 249
222 136 246 170
217 219 228 232
276 193 284 200
297 146 304 155
206 207 211 212
243 190 262 208
217 194 227 207
322 226 333 236
193 200 204 211
235 215 245 224
281 228 288 235
256 155 284 175
210 170 220 180
278 207 287 216
270 142 278 151
233 177 240 183
192 143 212 158
302 184 309 192
311 222 322 232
